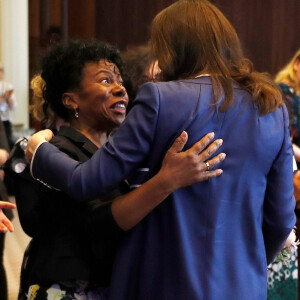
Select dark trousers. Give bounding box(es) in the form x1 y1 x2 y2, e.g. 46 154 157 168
0 233 7 300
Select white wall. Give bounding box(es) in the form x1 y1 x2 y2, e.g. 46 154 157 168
1 0 29 129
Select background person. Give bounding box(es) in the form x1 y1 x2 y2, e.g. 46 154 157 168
269 49 300 299
30 74 68 132
0 200 15 300
26 1 296 299
121 44 160 104
0 63 16 149
0 201 15 211
0 153 13 300
275 50 300 164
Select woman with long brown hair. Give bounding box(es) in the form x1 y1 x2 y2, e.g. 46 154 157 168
26 1 295 299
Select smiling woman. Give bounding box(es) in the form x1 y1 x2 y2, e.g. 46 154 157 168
17 39 132 299
38 40 128 147
62 59 129 147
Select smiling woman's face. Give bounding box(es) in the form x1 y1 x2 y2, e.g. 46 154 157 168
75 59 129 131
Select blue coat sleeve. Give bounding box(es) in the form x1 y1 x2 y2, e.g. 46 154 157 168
31 83 160 200
263 104 296 265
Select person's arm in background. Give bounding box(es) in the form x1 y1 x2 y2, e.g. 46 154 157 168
292 143 300 162
263 105 297 265
2 87 16 110
0 201 15 232
0 136 12 231
293 170 300 205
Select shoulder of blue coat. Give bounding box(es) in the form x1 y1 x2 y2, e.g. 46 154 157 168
139 79 206 104
136 79 250 110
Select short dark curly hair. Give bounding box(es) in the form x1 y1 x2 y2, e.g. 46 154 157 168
40 39 125 121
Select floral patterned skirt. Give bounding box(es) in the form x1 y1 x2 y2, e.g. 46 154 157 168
26 281 109 300
267 250 298 300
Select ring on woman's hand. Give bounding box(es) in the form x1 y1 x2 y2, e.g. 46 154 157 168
205 162 210 171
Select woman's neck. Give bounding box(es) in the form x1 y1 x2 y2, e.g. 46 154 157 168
70 121 109 148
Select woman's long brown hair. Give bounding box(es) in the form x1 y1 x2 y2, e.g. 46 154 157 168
150 0 282 116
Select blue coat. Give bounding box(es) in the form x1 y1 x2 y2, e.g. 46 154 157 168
32 77 296 300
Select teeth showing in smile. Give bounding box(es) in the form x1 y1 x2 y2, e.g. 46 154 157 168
112 102 126 109
115 103 125 109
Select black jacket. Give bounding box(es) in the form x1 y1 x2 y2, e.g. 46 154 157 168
13 126 129 287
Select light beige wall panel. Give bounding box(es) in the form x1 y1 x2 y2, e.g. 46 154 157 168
1 0 29 128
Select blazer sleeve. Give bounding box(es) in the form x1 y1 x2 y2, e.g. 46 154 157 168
31 82 160 201
263 104 296 265
14 172 44 237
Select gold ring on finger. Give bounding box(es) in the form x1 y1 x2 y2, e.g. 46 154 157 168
205 161 210 171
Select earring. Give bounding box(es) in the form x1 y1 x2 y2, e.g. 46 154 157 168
74 108 79 118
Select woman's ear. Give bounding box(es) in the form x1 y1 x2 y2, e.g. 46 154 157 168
62 93 78 110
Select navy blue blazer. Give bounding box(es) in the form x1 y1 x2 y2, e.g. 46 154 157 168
32 77 296 300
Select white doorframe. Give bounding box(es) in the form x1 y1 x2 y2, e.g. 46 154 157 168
1 0 29 129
